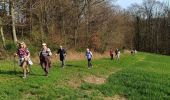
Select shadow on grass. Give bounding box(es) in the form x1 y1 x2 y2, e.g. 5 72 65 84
66 64 82 68
52 63 82 68
0 70 22 75
0 70 45 77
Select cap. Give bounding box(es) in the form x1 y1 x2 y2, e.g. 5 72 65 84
42 43 46 46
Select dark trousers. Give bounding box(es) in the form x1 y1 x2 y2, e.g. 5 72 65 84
110 54 113 60
61 60 65 67
60 56 65 67
87 59 92 67
40 56 50 75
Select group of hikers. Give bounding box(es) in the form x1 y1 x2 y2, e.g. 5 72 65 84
109 48 137 60
13 41 136 79
14 42 93 78
109 48 121 60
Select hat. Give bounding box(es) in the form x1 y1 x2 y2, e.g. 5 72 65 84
42 43 46 46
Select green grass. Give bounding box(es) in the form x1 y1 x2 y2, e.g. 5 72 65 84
0 52 170 100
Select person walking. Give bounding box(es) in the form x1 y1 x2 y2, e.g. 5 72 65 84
85 48 93 69
110 49 114 60
14 42 32 78
56 46 66 68
39 43 52 76
115 48 120 60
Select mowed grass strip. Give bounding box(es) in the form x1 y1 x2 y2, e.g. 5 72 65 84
0 52 170 100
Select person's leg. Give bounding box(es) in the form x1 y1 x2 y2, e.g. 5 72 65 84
88 59 92 68
49 58 51 68
60 56 65 67
111 55 113 60
117 54 120 60
22 61 27 78
45 66 48 76
89 59 92 67
44 58 49 76
61 60 64 67
62 60 65 67
26 65 30 74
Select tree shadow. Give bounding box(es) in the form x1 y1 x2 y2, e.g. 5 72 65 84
0 70 44 77
0 70 22 75
66 64 82 68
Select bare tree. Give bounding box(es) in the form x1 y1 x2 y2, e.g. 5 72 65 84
10 0 17 43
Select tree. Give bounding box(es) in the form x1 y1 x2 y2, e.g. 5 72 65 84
10 0 17 43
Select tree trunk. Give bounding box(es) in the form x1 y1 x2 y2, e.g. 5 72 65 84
85 0 91 47
74 0 79 46
40 0 44 43
0 26 6 48
10 0 17 43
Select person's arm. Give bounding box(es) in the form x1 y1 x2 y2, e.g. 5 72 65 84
55 49 60 56
26 48 30 58
14 53 17 57
90 52 93 57
14 49 19 57
47 48 52 56
64 49 66 56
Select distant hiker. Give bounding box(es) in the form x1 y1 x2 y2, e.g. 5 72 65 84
110 49 114 60
131 49 135 55
115 48 120 60
131 49 137 55
134 49 137 54
85 48 93 69
56 46 66 68
14 42 33 78
39 43 52 76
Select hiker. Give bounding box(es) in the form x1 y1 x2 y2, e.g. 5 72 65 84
39 43 52 76
14 42 33 78
131 49 134 55
56 46 66 68
85 48 93 69
110 49 114 60
131 49 137 55
115 48 120 60
134 49 137 54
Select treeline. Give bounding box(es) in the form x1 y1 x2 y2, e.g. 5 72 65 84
0 0 170 55
0 0 133 53
129 0 170 55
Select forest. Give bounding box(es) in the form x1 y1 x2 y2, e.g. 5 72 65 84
1 1 170 99
0 0 170 55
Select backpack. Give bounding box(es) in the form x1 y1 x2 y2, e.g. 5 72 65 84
39 49 47 60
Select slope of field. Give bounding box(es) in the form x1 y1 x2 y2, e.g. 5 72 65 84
0 52 170 100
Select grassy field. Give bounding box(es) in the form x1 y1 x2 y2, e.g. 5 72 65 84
0 52 170 100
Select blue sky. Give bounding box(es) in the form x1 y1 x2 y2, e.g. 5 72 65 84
115 0 143 9
115 0 168 9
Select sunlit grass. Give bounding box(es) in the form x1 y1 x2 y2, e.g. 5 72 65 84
0 52 170 99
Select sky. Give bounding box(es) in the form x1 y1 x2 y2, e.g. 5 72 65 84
115 0 143 9
115 0 168 9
